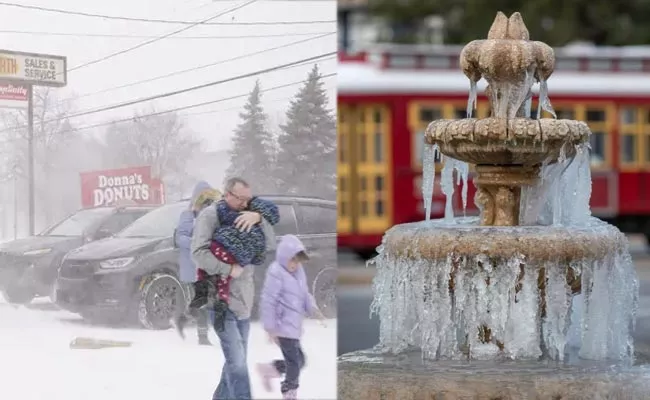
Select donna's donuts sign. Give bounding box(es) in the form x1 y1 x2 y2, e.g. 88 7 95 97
80 166 164 208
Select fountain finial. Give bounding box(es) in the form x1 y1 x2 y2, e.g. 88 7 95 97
426 11 591 227
486 11 530 40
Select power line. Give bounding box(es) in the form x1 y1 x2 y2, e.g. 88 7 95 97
0 52 336 133
1 73 336 142
68 0 257 73
64 33 335 103
0 1 335 25
0 29 332 40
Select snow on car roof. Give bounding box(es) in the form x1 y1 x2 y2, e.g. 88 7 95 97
338 62 650 97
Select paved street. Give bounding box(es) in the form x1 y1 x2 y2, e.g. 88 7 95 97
338 235 650 359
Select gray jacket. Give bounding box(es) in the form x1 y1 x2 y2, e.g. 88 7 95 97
190 204 276 320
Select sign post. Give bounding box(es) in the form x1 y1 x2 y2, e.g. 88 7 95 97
0 49 67 235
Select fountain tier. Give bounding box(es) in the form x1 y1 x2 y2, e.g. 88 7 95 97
374 217 636 361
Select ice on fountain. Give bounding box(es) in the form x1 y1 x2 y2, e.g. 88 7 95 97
467 80 477 118
537 77 557 119
519 142 592 227
440 155 470 221
421 143 438 221
371 239 638 362
541 261 573 361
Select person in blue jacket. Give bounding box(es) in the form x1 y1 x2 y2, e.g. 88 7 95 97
174 181 221 345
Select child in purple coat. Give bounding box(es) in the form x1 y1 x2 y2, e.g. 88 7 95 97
256 234 323 400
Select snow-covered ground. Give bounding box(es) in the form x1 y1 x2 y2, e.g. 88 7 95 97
0 297 336 400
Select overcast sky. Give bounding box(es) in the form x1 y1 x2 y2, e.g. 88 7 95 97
0 0 337 151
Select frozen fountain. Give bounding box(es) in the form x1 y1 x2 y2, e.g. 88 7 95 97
338 12 650 400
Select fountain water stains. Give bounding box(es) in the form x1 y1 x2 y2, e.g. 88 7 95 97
338 11 649 400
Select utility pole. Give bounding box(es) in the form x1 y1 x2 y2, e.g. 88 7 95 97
27 84 35 236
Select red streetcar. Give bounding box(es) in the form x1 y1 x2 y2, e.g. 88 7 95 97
337 45 650 257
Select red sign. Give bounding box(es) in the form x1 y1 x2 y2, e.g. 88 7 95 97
0 82 27 101
80 166 165 208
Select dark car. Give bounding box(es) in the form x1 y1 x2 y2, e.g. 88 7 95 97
0 206 155 305
54 195 337 329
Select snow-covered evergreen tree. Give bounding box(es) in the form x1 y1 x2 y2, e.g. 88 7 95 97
275 65 336 200
224 80 276 193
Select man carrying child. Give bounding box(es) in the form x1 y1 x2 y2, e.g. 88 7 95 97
191 177 276 400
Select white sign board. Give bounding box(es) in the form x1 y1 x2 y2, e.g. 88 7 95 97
0 81 28 109
0 50 67 87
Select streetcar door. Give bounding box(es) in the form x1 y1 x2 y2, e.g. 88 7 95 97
337 104 393 237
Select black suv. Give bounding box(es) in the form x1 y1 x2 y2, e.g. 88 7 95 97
0 206 155 304
54 195 337 329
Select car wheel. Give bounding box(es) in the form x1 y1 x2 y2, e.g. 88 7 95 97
311 267 337 319
137 273 185 330
2 284 36 304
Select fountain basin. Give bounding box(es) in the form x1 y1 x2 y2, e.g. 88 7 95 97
372 217 637 361
425 118 591 166
385 217 626 262
338 349 650 400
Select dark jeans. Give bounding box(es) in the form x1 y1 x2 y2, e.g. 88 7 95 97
212 310 251 400
273 337 306 393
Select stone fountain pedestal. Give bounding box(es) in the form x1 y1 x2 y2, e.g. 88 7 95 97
338 350 650 400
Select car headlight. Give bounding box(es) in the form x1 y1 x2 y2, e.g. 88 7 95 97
99 257 134 269
23 248 52 256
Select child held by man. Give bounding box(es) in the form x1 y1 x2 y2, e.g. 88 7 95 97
175 196 279 337
257 234 325 400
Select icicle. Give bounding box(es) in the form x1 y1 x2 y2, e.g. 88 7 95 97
456 161 469 215
466 80 477 118
440 156 469 221
522 93 532 119
421 143 437 221
440 155 455 221
538 77 556 119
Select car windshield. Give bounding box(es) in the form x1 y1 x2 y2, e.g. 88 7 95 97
40 208 114 237
116 201 188 238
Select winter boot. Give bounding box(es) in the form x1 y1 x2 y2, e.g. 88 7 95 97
173 314 188 339
282 389 298 400
256 363 280 392
198 333 211 346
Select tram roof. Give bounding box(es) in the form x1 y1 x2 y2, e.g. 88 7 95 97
338 61 650 97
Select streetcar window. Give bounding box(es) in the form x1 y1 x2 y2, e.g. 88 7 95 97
375 176 384 191
359 134 367 162
339 134 346 163
360 176 367 192
454 108 466 119
586 109 606 122
375 199 384 216
374 132 383 163
340 202 347 217
647 111 650 124
360 200 368 216
339 176 347 192
621 135 637 163
590 132 606 166
556 109 575 120
373 109 382 123
646 132 650 163
620 108 637 125
419 108 441 122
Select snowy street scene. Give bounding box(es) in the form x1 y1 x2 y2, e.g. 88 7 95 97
0 0 337 398
0 295 336 400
